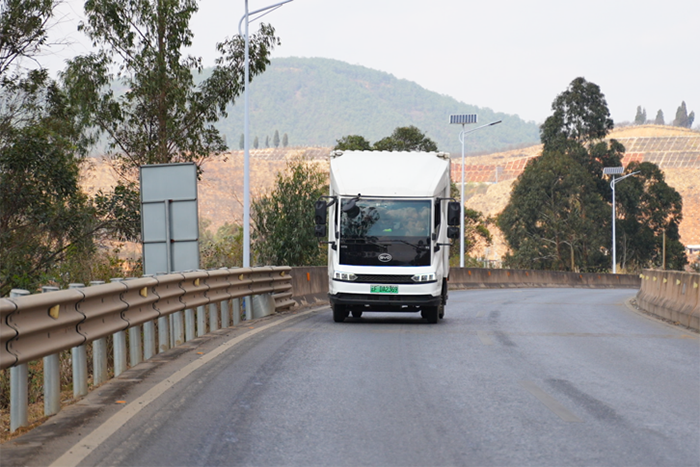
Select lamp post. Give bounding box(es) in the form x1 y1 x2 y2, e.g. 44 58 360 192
239 0 294 271
603 167 639 273
450 116 502 267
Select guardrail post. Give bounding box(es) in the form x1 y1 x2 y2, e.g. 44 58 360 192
185 308 195 341
221 299 230 328
244 296 252 321
196 305 206 337
126 277 143 367
172 311 184 346
88 281 108 385
158 315 170 354
9 288 29 432
41 286 61 416
110 278 128 376
68 283 88 397
143 320 156 360
209 302 218 332
232 298 241 326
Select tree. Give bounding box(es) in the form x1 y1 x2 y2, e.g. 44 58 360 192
282 133 288 147
654 109 664 125
373 125 438 152
500 77 621 272
540 77 613 148
634 106 646 125
251 157 327 266
673 101 689 127
498 150 609 271
239 133 244 149
688 111 696 129
253 136 259 149
62 1 279 173
334 134 371 150
273 129 280 148
0 0 108 295
615 162 686 270
265 135 270 148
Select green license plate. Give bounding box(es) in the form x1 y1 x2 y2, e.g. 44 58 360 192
370 285 398 294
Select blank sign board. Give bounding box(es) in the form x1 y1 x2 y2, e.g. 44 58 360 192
140 163 199 275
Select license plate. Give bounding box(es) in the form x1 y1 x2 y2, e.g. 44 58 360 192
370 285 398 294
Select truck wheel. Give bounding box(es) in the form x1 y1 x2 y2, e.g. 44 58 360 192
332 304 348 323
423 306 439 324
351 310 363 318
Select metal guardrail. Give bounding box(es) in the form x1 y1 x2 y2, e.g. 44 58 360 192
1 266 293 370
3 266 294 432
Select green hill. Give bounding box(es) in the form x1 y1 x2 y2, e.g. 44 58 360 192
209 57 540 154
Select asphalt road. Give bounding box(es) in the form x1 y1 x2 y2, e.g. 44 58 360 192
4 288 699 466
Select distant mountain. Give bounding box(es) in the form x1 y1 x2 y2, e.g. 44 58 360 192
208 57 540 154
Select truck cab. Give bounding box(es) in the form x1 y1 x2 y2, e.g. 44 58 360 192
315 150 459 323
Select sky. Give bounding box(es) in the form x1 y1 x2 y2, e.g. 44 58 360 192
43 0 699 126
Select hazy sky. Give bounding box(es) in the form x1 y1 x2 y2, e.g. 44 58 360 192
44 0 699 125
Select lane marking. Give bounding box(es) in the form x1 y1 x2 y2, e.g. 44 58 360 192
50 308 318 467
519 381 582 423
477 330 493 345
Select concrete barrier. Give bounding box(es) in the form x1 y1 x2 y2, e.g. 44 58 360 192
636 269 699 331
287 267 641 310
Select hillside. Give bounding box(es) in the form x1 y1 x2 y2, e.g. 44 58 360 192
205 57 540 154
81 126 699 267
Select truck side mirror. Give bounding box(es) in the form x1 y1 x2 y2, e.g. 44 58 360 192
315 200 327 225
315 225 327 237
447 201 460 226
447 226 460 239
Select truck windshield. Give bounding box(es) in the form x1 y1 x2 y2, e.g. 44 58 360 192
339 198 432 266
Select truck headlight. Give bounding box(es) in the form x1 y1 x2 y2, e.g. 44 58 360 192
411 273 436 283
333 271 357 281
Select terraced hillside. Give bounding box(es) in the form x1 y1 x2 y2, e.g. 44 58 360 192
80 125 699 266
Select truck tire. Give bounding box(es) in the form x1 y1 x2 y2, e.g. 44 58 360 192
332 304 348 323
422 306 439 324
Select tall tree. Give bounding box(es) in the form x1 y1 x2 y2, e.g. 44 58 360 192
634 106 646 125
63 0 279 173
654 109 664 125
282 133 288 147
253 135 259 149
251 157 327 266
0 0 107 294
673 101 689 127
500 77 621 272
273 129 280 148
239 133 244 149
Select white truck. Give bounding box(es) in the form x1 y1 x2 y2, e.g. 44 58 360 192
314 150 460 323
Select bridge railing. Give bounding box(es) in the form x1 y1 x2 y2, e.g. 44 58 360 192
1 266 294 432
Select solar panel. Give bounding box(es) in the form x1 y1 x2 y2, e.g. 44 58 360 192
449 114 478 125
602 167 624 175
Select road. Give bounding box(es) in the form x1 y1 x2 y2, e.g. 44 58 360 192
4 288 699 466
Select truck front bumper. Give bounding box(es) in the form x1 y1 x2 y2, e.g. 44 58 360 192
329 292 441 309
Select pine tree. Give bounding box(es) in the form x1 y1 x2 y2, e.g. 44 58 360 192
282 133 288 147
265 135 270 148
253 136 259 149
239 134 244 149
654 110 664 125
634 106 646 125
673 101 688 127
273 130 280 148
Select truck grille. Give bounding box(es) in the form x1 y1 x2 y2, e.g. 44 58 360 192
353 274 416 284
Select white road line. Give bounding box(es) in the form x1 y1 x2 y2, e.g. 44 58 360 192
50 309 317 467
519 381 583 423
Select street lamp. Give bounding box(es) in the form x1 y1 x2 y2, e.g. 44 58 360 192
603 167 640 273
239 0 294 271
450 116 502 267
239 0 293 320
